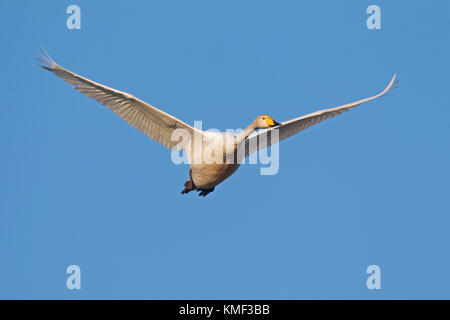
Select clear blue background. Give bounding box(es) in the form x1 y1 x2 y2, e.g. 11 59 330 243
1 0 449 299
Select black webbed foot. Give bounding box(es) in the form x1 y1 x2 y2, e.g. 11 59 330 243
198 188 215 197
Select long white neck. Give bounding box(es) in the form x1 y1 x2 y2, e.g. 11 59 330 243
235 122 257 145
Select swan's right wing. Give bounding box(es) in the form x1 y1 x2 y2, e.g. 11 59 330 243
245 74 397 156
39 51 202 151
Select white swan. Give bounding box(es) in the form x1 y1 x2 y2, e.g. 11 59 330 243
39 52 397 196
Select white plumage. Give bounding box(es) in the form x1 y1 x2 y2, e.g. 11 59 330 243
39 51 397 196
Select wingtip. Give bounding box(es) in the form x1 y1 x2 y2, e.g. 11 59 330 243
391 73 397 82
36 47 57 68
385 73 398 93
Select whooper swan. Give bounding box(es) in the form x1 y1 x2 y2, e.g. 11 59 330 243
39 52 397 197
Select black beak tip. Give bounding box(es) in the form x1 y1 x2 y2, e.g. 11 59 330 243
272 121 282 127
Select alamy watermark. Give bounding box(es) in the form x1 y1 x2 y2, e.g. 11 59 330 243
366 265 381 290
66 265 81 290
366 5 381 30
66 5 81 30
168 120 280 175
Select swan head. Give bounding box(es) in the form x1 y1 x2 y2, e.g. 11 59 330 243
254 115 281 129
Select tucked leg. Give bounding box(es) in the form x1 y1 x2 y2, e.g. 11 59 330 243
181 169 197 194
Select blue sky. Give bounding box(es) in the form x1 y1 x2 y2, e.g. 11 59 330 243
1 0 449 299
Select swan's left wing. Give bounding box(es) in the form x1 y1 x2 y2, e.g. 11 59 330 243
245 74 397 156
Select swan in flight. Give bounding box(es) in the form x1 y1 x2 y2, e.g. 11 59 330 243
39 52 397 197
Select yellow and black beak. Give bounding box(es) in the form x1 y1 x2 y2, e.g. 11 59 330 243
272 120 281 127
265 117 281 127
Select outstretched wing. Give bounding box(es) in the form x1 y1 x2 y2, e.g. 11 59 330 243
39 51 202 151
245 74 397 156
